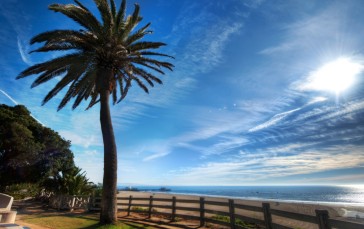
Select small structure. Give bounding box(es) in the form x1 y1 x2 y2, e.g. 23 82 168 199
0 193 21 228
0 193 17 224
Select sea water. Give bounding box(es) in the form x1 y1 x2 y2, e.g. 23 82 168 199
119 185 364 204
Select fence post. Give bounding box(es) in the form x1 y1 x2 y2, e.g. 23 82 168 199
228 199 236 229
200 197 205 227
171 196 176 222
262 203 273 229
148 195 154 218
127 195 133 216
316 210 331 229
71 196 76 212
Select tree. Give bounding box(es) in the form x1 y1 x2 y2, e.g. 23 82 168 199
17 0 174 224
0 104 75 188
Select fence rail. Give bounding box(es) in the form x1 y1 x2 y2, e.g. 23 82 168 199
88 195 364 229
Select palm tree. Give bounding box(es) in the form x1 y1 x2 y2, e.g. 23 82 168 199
17 0 173 224
43 167 94 195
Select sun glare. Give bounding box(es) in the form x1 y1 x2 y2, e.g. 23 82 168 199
302 57 363 94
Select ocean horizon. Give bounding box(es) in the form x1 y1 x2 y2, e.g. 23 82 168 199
117 185 364 205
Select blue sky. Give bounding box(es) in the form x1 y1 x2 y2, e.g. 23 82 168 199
1 0 364 186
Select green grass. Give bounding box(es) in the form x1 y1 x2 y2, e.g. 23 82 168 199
131 206 148 212
22 215 155 229
211 215 258 229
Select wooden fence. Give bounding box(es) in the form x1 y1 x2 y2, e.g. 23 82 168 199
89 195 363 229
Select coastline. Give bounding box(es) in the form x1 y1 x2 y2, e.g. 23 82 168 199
164 191 364 207
118 185 364 204
118 191 364 229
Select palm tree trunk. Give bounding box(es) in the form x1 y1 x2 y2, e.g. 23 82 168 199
99 69 118 224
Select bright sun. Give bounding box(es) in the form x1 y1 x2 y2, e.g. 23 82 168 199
303 57 363 94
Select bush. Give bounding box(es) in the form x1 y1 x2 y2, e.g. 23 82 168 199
42 167 94 196
131 206 148 212
92 183 103 197
211 215 258 229
4 183 40 200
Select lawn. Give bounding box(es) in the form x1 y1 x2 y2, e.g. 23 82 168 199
22 215 155 229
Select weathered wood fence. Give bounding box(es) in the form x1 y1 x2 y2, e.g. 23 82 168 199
89 195 363 229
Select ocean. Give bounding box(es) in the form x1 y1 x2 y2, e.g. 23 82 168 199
119 185 364 204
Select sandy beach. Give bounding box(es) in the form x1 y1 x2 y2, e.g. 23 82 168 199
118 191 364 229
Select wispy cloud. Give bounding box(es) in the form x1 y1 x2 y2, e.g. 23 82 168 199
0 89 18 105
249 107 301 132
259 1 354 56
181 22 243 74
104 2 245 131
166 144 364 185
248 95 330 133
0 88 46 126
17 36 32 65
57 109 103 148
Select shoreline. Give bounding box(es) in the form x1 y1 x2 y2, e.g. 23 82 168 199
119 189 364 207
156 191 364 207
117 185 364 205
118 190 364 228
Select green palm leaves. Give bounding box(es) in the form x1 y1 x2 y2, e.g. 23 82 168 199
17 0 174 110
43 167 94 195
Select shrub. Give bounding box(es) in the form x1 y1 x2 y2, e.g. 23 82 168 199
4 183 40 200
211 215 258 228
131 206 148 212
42 167 94 195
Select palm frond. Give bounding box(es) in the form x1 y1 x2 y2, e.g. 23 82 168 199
116 72 131 103
43 76 74 106
119 4 141 42
49 3 102 34
31 67 68 88
115 0 126 30
85 90 100 110
125 22 151 45
30 30 98 51
109 0 117 18
130 57 174 71
31 43 78 53
43 61 88 106
129 41 166 51
112 86 117 104
132 76 149 93
17 53 83 79
58 67 97 110
131 66 162 85
94 0 112 30
139 51 175 59
132 61 166 75
73 0 88 11
71 70 98 109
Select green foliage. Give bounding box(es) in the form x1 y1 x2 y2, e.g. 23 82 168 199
131 206 148 212
0 104 76 190
92 183 103 197
4 183 41 200
43 167 94 195
210 215 258 229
